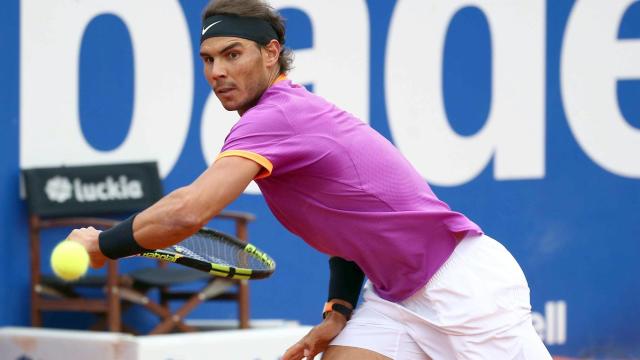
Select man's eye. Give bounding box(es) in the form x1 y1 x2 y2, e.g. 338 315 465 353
228 52 239 60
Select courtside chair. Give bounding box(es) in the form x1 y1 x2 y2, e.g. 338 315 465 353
123 210 255 334
21 162 255 334
20 162 164 332
27 216 124 331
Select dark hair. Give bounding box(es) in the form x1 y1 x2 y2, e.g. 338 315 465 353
202 0 294 74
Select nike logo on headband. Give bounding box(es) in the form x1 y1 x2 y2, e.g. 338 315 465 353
202 20 223 35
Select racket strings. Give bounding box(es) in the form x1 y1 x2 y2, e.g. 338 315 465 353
170 232 269 270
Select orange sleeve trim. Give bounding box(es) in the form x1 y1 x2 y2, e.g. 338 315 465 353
216 150 273 180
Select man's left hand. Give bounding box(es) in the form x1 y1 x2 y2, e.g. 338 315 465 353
282 312 348 360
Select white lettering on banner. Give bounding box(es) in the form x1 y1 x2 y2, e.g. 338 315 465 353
45 176 74 203
73 176 143 202
269 0 370 123
19 0 193 177
44 175 143 203
561 0 640 177
18 1 640 186
200 0 370 194
532 300 567 346
386 0 545 186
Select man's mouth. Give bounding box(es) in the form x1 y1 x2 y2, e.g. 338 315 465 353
215 85 235 95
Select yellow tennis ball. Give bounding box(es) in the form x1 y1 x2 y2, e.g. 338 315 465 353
50 240 90 281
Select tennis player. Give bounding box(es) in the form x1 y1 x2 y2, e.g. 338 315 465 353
68 0 552 358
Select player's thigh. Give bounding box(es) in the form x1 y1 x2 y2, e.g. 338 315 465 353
329 286 431 359
322 345 392 360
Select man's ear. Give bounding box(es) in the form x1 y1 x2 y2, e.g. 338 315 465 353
263 39 281 67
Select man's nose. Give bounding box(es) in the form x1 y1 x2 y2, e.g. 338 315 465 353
209 61 226 80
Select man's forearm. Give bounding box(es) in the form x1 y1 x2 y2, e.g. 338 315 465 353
133 186 207 250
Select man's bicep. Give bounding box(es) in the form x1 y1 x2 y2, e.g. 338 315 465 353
217 150 273 179
189 155 263 219
211 154 264 183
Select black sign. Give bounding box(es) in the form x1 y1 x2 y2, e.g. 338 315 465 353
21 162 163 217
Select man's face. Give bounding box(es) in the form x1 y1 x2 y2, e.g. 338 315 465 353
200 37 272 115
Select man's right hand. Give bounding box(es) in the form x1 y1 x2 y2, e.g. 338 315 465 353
66 227 108 269
282 312 348 360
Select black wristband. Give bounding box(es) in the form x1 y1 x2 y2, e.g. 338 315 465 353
328 256 365 309
323 302 353 320
98 214 149 259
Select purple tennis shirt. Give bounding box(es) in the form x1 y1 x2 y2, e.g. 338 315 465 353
218 79 482 302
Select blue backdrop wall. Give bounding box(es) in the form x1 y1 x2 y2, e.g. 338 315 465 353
1 0 639 357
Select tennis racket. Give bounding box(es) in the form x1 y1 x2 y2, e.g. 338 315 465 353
137 228 275 280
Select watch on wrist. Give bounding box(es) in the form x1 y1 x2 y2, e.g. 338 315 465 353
322 301 353 321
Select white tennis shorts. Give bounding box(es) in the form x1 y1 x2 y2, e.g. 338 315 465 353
330 234 552 359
